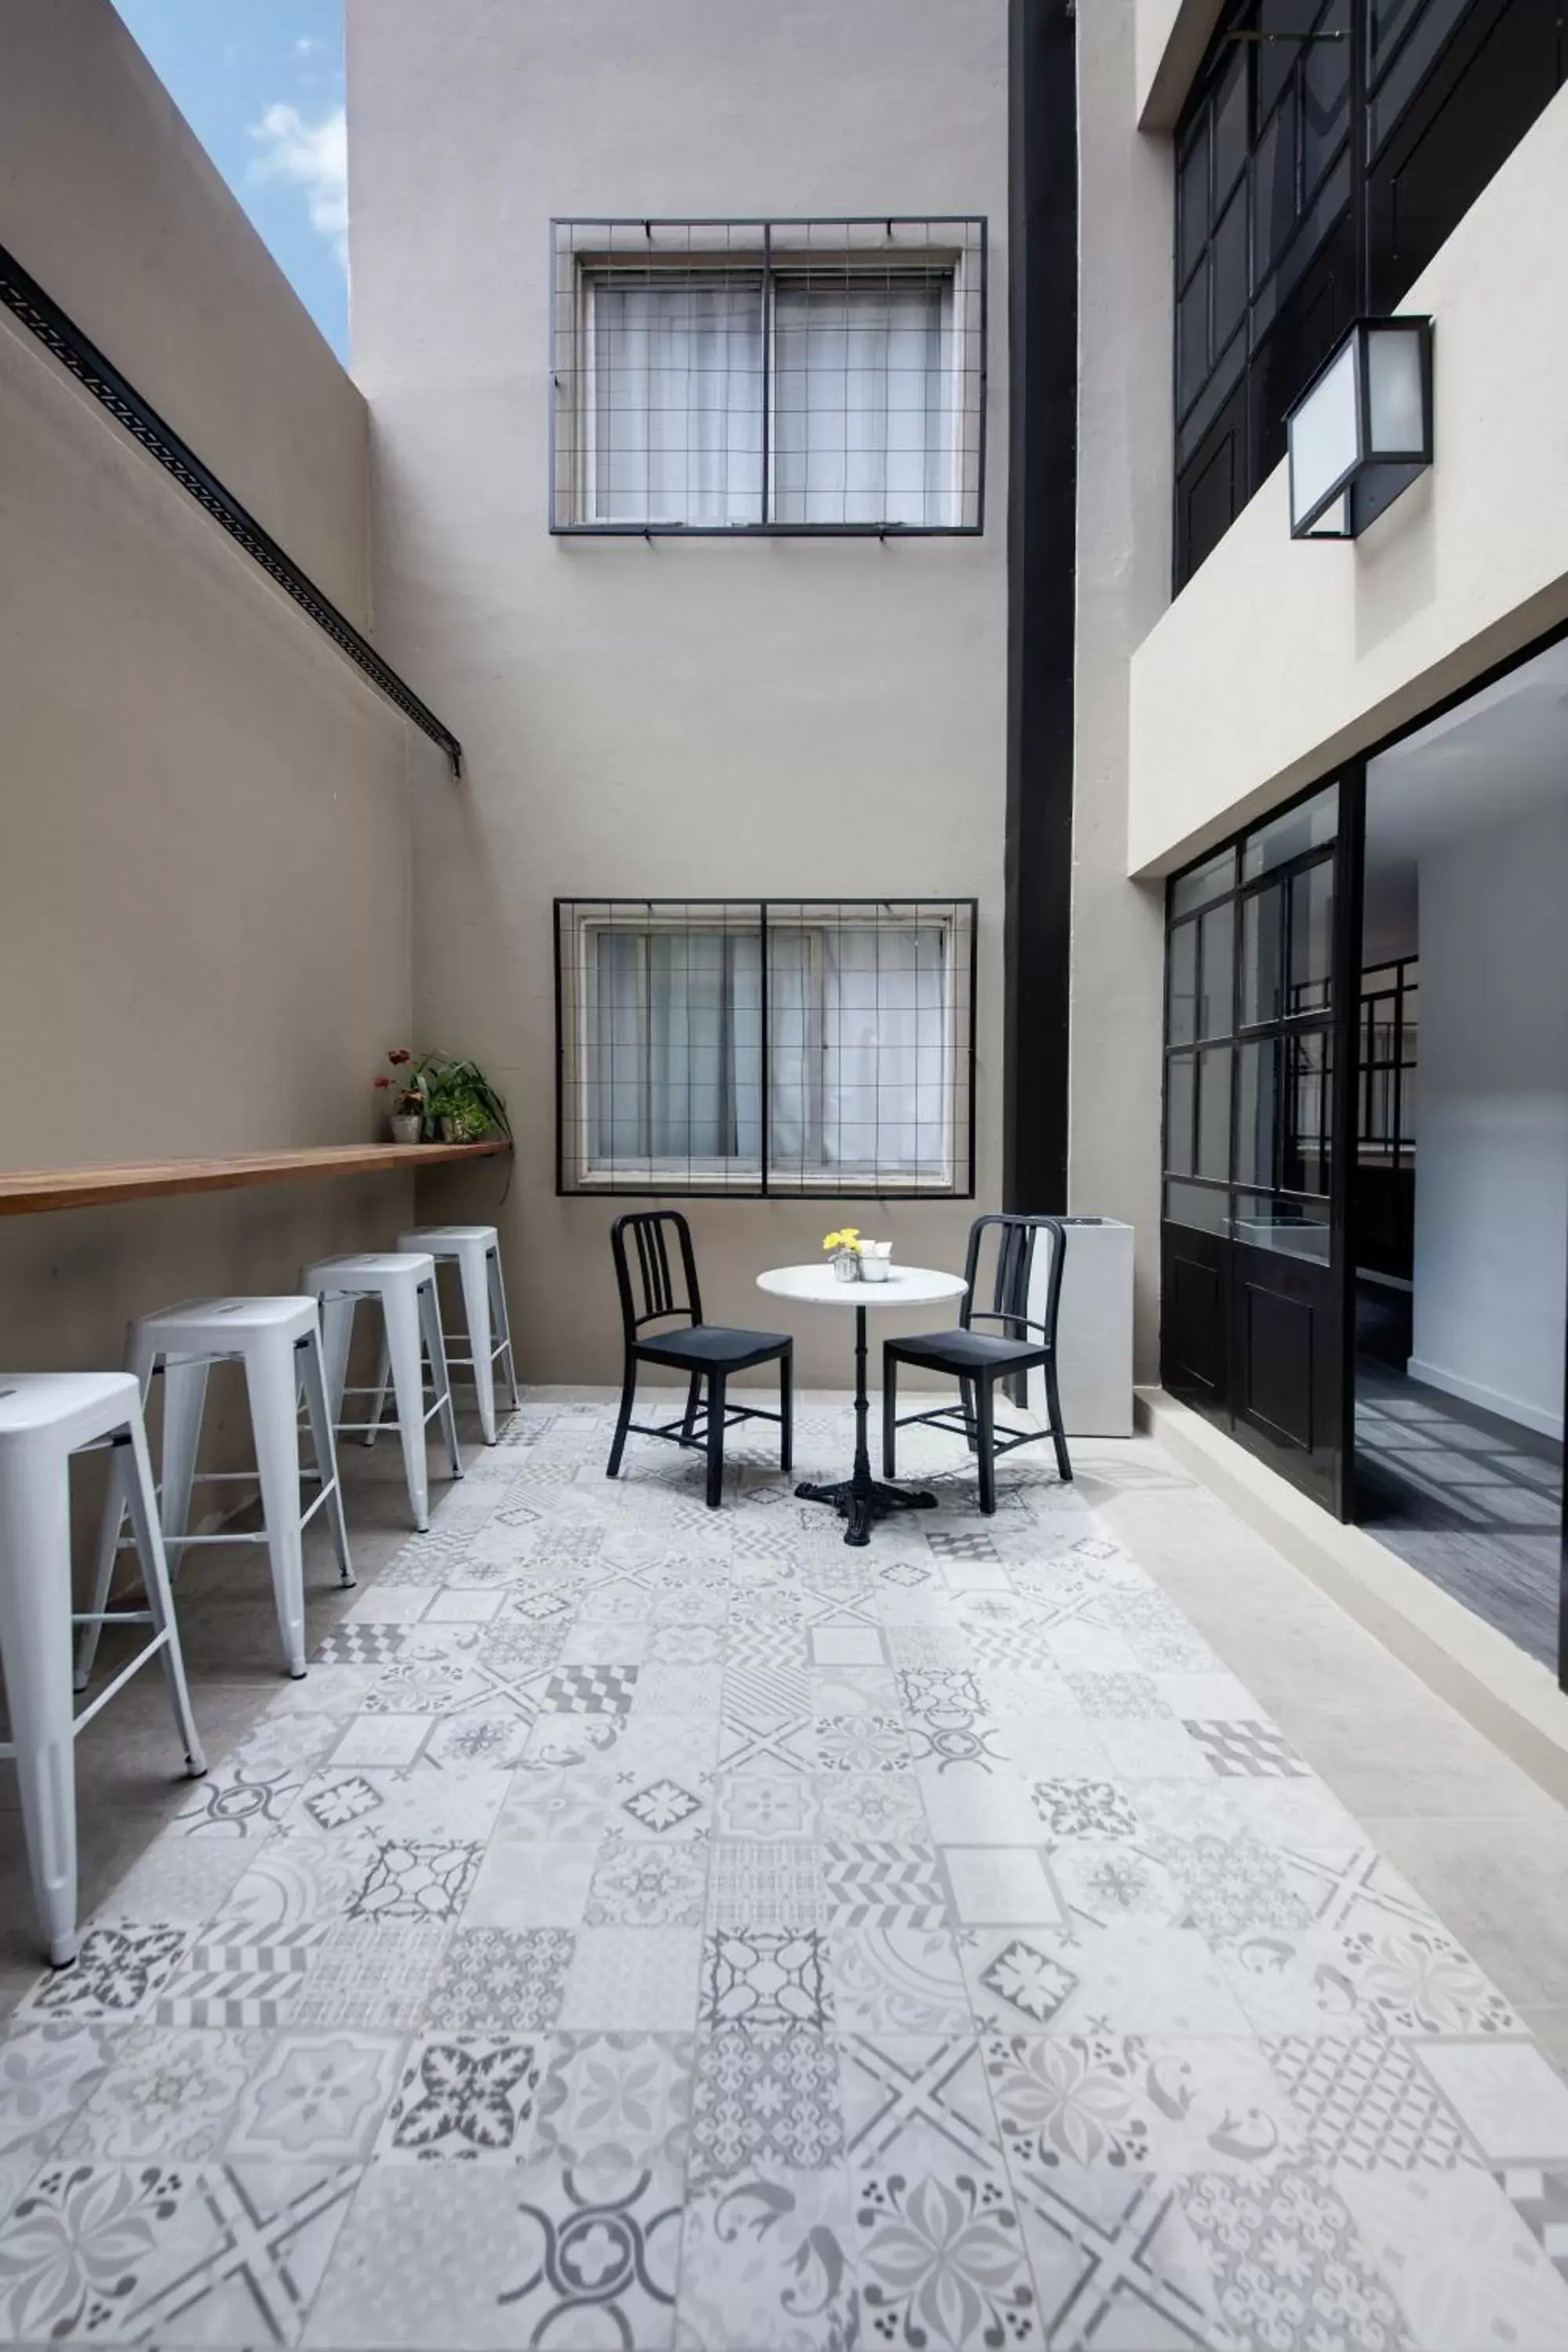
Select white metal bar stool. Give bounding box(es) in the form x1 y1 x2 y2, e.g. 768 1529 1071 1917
368 1225 519 1447
0 1372 206 1965
303 1253 463 1530
80 1296 353 1686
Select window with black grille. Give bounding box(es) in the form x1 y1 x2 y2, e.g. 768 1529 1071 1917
555 899 976 1196
550 219 986 534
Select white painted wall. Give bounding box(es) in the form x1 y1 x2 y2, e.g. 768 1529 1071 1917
1127 85 1568 875
1071 0 1172 1377
1410 797 1568 1439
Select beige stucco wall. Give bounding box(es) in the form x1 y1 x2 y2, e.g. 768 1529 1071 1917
1069 0 1171 1380
1128 82 1568 876
0 0 370 622
0 1 425 1477
350 0 1011 1385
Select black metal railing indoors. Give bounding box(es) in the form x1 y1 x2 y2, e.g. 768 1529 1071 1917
550 217 986 535
1172 0 1567 589
555 898 976 1197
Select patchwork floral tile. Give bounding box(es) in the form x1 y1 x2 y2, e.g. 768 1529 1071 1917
4 1396 1563 2352
0 2158 358 2345
559 1929 703 2031
700 1929 834 2031
375 2035 541 2162
1013 2165 1231 2350
19 1925 190 2024
583 1834 710 1929
708 1840 825 1929
0 2023 123 2219
1180 2165 1414 2350
853 2159 1042 2350
677 2163 859 2352
713 1771 822 1841
691 2026 844 2180
304 2157 681 2347
425 1928 574 2033
827 1917 971 2035
531 2031 694 2169
59 2025 265 2161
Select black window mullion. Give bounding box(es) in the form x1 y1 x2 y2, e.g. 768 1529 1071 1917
760 224 771 528
759 902 771 1196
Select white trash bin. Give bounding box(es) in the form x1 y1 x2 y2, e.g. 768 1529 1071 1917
1027 1217 1134 1439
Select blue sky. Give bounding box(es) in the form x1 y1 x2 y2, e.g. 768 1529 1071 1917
111 0 349 359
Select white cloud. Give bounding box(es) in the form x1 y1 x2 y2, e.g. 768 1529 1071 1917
249 102 347 269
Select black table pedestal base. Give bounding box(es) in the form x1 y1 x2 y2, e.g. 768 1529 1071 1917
796 1473 938 1548
795 1298 938 1547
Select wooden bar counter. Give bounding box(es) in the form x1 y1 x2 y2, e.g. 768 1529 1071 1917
0 1140 510 1218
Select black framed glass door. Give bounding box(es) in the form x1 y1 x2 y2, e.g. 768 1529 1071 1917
1161 776 1357 1514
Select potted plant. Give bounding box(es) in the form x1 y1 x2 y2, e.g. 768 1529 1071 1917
374 1048 425 1145
416 1052 512 1144
823 1227 862 1283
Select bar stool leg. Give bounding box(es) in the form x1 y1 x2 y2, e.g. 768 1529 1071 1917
247 1335 307 1678
456 1245 498 1445
299 1328 354 1589
160 1356 211 1562
77 1321 158 1690
384 1281 433 1531
488 1247 521 1413
75 1443 125 1694
120 1414 206 1776
320 1295 355 1430
363 1338 391 1449
0 1454 79 1966
419 1276 464 1481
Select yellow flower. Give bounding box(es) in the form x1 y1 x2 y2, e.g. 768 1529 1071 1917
823 1229 861 1254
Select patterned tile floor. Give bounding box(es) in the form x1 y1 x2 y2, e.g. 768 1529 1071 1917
4 1398 1568 2348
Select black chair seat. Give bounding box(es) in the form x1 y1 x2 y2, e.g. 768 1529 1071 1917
636 1323 792 1372
888 1327 1050 1373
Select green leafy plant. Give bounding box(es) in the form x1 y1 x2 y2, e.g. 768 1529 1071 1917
415 1051 511 1142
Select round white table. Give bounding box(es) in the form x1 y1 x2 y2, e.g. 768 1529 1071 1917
757 1262 969 1547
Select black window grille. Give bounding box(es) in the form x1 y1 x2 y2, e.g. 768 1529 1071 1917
550 218 986 535
1163 782 1339 1261
555 898 977 1196
1173 0 1567 590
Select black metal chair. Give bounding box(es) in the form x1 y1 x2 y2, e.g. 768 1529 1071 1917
882 1213 1071 1514
606 1210 793 1508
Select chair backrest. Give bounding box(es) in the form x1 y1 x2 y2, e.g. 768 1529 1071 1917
610 1210 703 1345
960 1213 1067 1349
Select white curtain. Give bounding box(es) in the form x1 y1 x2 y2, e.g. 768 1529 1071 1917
594 931 762 1168
591 278 762 525
772 278 954 527
593 924 948 1179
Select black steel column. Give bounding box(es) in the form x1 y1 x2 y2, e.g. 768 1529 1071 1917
1004 0 1078 1214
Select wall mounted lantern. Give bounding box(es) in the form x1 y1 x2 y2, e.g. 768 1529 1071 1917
1286 317 1433 539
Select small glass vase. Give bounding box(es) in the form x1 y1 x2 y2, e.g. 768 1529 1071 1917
832 1249 861 1283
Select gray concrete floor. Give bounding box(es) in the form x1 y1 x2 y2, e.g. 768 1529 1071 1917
5 1399 1568 2074
1355 1357 1563 1669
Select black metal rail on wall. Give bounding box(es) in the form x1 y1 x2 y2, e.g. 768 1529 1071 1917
0 241 463 779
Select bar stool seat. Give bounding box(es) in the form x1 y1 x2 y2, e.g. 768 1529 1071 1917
82 1295 353 1686
371 1224 518 1446
1 1371 205 1965
303 1253 462 1530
